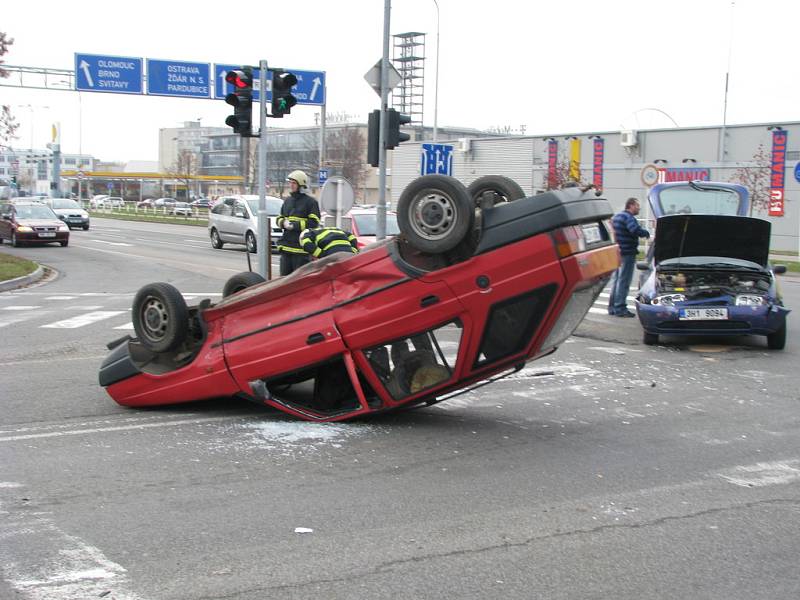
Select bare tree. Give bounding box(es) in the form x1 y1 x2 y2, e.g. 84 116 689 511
325 126 367 199
728 144 771 216
0 32 18 149
167 149 199 199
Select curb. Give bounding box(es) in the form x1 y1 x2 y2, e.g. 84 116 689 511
0 265 45 292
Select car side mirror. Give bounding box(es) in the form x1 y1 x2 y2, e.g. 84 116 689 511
636 261 650 271
773 264 787 275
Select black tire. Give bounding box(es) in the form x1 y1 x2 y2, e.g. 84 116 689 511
643 332 659 346
467 175 526 208
222 271 266 298
245 231 257 253
11 232 20 247
60 239 69 247
132 283 189 353
767 323 786 350
82 224 90 231
210 228 224 249
397 175 474 254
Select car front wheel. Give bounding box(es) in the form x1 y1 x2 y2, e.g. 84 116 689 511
210 228 224 249
245 231 257 253
397 175 473 254
222 271 266 298
11 232 20 247
132 283 189 353
643 332 659 346
767 323 786 350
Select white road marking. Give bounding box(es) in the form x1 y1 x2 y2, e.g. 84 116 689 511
64 305 104 310
0 416 228 442
44 296 77 300
718 459 800 487
1 305 41 311
41 311 125 329
588 307 608 315
0 313 48 328
91 239 133 247
113 322 135 330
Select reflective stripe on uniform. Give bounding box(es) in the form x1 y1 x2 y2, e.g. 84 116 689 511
321 239 357 254
277 245 308 254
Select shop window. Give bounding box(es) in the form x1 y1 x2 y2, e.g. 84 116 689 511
365 321 462 400
474 284 557 368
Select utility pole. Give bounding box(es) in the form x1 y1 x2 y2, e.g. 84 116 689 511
377 0 391 240
257 60 271 280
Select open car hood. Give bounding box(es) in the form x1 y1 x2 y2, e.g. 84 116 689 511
654 214 771 268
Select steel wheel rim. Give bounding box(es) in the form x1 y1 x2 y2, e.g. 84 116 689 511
408 189 458 241
246 233 255 252
212 230 220 244
139 296 169 343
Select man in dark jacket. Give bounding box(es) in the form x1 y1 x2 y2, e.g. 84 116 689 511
608 198 650 317
300 226 359 258
276 170 321 276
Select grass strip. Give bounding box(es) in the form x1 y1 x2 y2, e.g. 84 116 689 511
0 252 38 282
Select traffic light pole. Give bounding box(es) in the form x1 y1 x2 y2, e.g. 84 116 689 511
257 59 271 280
377 0 391 241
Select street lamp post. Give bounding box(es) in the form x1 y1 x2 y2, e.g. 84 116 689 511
432 0 440 142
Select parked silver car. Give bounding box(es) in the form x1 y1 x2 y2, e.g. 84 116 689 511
207 195 283 252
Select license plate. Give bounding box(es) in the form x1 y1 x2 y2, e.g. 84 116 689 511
38 232 56 238
679 308 728 320
582 224 602 245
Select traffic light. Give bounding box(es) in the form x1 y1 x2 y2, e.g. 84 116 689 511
386 108 411 149
367 110 380 167
271 69 298 118
224 67 253 136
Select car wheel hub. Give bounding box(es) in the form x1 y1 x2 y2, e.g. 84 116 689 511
141 298 168 341
411 191 455 240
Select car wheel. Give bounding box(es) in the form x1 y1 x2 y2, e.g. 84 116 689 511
132 283 189 353
210 228 224 249
767 323 786 350
643 332 659 346
11 232 20 247
82 224 90 231
467 175 526 208
397 175 474 254
245 231 257 253
60 239 69 247
222 271 266 298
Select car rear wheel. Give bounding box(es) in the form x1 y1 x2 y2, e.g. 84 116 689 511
210 228 224 249
132 283 189 353
767 323 786 350
11 232 20 247
397 175 473 254
223 271 266 298
467 175 526 208
245 231 257 253
643 332 659 346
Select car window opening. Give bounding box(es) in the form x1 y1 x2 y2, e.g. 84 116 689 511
365 321 462 401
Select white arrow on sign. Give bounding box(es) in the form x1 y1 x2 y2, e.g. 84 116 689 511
219 70 227 96
79 60 94 87
310 77 321 102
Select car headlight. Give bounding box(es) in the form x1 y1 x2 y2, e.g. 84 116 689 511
58 225 69 231
81 211 89 218
652 294 685 306
736 295 765 306
16 226 33 232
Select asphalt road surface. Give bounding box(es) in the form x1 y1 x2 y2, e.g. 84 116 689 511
1 218 799 599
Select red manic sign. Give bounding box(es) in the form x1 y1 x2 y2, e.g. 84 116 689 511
547 139 558 189
768 129 788 217
657 168 711 183
592 138 604 191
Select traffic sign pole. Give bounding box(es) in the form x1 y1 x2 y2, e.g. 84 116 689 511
377 0 391 241
257 59 270 280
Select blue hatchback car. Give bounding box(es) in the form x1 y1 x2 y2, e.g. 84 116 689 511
635 181 789 349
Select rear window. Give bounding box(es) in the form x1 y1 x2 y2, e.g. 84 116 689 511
658 187 741 216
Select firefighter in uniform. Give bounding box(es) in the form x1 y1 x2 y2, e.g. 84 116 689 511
276 170 321 276
300 226 359 259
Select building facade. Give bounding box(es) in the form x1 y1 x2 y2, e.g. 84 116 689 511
391 121 800 252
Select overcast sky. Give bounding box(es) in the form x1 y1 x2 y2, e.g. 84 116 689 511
3 0 798 162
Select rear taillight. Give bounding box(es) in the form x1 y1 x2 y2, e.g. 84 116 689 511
551 225 587 258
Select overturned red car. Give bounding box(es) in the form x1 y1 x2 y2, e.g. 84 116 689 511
99 175 619 421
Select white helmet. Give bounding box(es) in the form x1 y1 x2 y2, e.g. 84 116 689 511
286 170 308 188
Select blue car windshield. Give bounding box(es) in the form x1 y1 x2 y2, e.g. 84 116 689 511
658 187 741 216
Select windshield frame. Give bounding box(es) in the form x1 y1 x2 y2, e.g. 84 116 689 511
15 205 59 220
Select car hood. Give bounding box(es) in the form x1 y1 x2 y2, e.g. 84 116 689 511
654 214 771 267
16 218 65 227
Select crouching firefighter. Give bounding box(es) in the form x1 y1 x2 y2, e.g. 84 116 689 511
276 170 321 276
300 226 359 259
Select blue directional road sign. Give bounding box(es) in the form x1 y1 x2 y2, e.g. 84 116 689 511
214 64 326 105
318 169 329 185
75 53 143 94
147 59 211 98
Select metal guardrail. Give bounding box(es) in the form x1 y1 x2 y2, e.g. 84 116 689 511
82 201 210 223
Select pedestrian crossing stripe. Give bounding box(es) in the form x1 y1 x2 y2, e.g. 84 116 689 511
41 311 126 329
